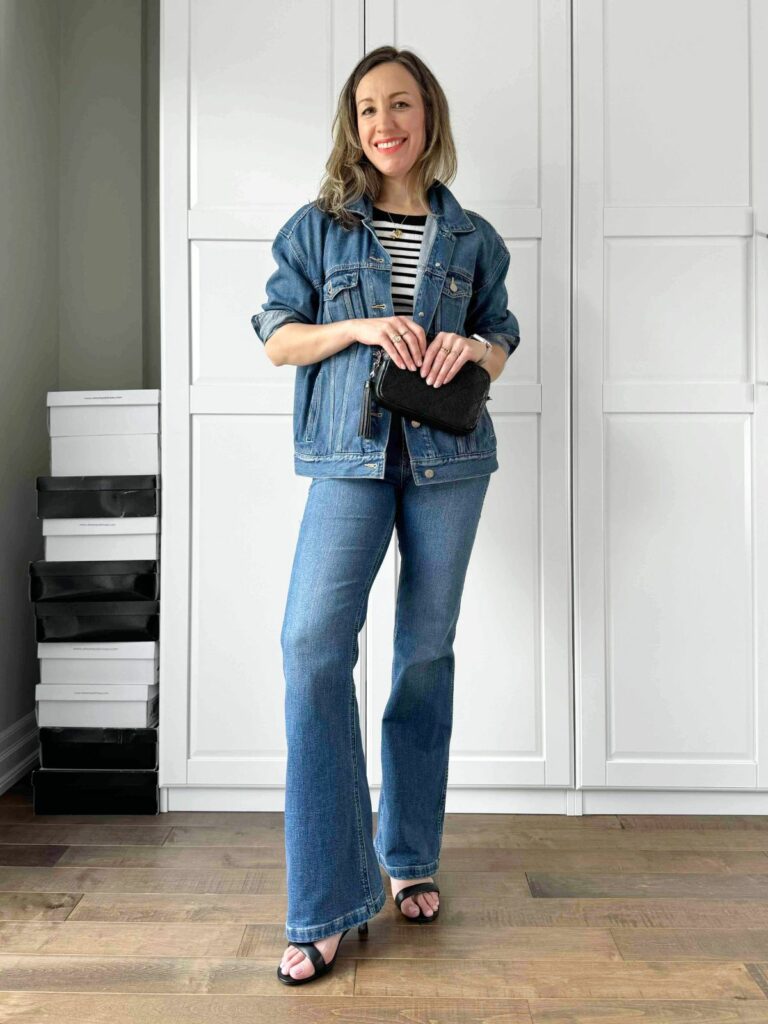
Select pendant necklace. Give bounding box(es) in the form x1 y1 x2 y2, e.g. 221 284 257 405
383 208 410 240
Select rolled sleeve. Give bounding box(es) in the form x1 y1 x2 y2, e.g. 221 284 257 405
250 227 319 346
465 239 521 358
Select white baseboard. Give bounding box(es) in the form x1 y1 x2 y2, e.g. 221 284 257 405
159 784 768 814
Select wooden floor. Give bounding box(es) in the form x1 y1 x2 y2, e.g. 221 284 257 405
3 773 768 1021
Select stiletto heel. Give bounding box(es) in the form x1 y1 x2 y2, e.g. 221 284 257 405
277 920 369 985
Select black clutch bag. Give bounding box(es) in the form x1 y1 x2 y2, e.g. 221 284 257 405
358 346 492 438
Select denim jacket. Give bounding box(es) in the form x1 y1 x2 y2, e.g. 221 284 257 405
251 180 520 485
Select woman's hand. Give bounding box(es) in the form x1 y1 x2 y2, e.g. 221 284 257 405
353 316 427 370
418 333 484 387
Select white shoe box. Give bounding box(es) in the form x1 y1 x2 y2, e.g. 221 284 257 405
35 686 159 728
38 641 159 685
43 517 159 560
47 390 159 436
48 390 160 476
50 434 160 476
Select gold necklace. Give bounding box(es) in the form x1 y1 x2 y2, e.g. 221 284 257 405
383 209 410 240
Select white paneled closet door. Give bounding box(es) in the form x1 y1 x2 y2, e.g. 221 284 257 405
159 0 572 810
574 0 768 795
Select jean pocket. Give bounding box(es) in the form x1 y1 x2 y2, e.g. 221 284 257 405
322 268 361 322
435 272 472 335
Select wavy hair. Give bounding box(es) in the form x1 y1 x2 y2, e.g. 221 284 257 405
315 46 458 231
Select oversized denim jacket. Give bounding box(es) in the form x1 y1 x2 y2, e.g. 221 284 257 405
251 180 520 485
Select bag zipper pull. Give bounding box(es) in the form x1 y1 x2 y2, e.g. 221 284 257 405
358 379 373 437
358 348 383 438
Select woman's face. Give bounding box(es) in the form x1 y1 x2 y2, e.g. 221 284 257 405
355 62 426 183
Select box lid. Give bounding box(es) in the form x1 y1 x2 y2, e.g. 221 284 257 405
42 517 159 536
47 390 160 407
36 683 159 701
39 726 158 741
37 641 159 659
37 476 158 492
40 724 159 741
34 600 160 617
29 560 158 578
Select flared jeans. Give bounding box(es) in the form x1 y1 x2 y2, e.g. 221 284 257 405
280 411 491 942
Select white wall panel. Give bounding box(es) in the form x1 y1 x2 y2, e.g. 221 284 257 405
604 0 749 208
605 238 749 382
605 414 753 761
189 0 362 210
187 416 319 784
191 239 286 385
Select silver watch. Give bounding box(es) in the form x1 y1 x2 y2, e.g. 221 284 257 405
471 334 492 367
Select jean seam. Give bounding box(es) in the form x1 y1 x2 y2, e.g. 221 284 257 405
347 508 397 916
435 650 455 854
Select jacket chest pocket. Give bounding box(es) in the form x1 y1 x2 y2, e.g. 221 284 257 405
322 268 361 323
435 273 473 335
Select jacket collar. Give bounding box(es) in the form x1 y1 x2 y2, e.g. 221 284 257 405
345 179 475 233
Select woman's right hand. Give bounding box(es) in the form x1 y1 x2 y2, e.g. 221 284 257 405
352 316 427 371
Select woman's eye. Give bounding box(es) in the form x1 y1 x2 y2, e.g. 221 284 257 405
362 102 408 115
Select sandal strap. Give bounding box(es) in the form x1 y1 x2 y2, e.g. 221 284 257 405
394 882 440 909
288 940 326 973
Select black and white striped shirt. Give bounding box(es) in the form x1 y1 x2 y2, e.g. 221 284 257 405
370 206 428 317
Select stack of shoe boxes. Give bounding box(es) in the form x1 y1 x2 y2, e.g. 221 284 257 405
29 390 161 814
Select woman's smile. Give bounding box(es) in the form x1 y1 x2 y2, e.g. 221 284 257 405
375 137 406 153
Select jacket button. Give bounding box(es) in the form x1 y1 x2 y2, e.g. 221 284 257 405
424 469 435 478
410 420 421 428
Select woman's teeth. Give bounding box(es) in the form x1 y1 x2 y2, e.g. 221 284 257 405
376 138 405 151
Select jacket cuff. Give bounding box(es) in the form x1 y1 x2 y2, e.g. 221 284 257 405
472 332 520 359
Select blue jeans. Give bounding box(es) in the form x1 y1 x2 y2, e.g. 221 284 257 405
280 412 492 942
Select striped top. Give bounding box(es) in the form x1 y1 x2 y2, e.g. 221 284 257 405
370 205 428 317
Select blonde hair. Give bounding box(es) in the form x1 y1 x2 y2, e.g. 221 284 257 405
315 46 458 231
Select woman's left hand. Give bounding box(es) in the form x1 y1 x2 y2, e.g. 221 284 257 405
418 333 483 388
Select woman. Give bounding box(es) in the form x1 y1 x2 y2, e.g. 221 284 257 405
251 45 520 986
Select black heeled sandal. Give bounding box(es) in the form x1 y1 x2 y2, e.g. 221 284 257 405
277 920 369 985
394 881 441 923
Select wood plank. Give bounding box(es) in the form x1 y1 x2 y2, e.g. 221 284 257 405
0 809 287 828
612 927 768 961
0 825 172 847
529 999 768 1022
0 893 81 922
0 866 260 894
0 845 68 867
353 958 766 999
0 921 246 957
528 873 768 900
55 844 285 868
0 993 533 1023
0 953 355 994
